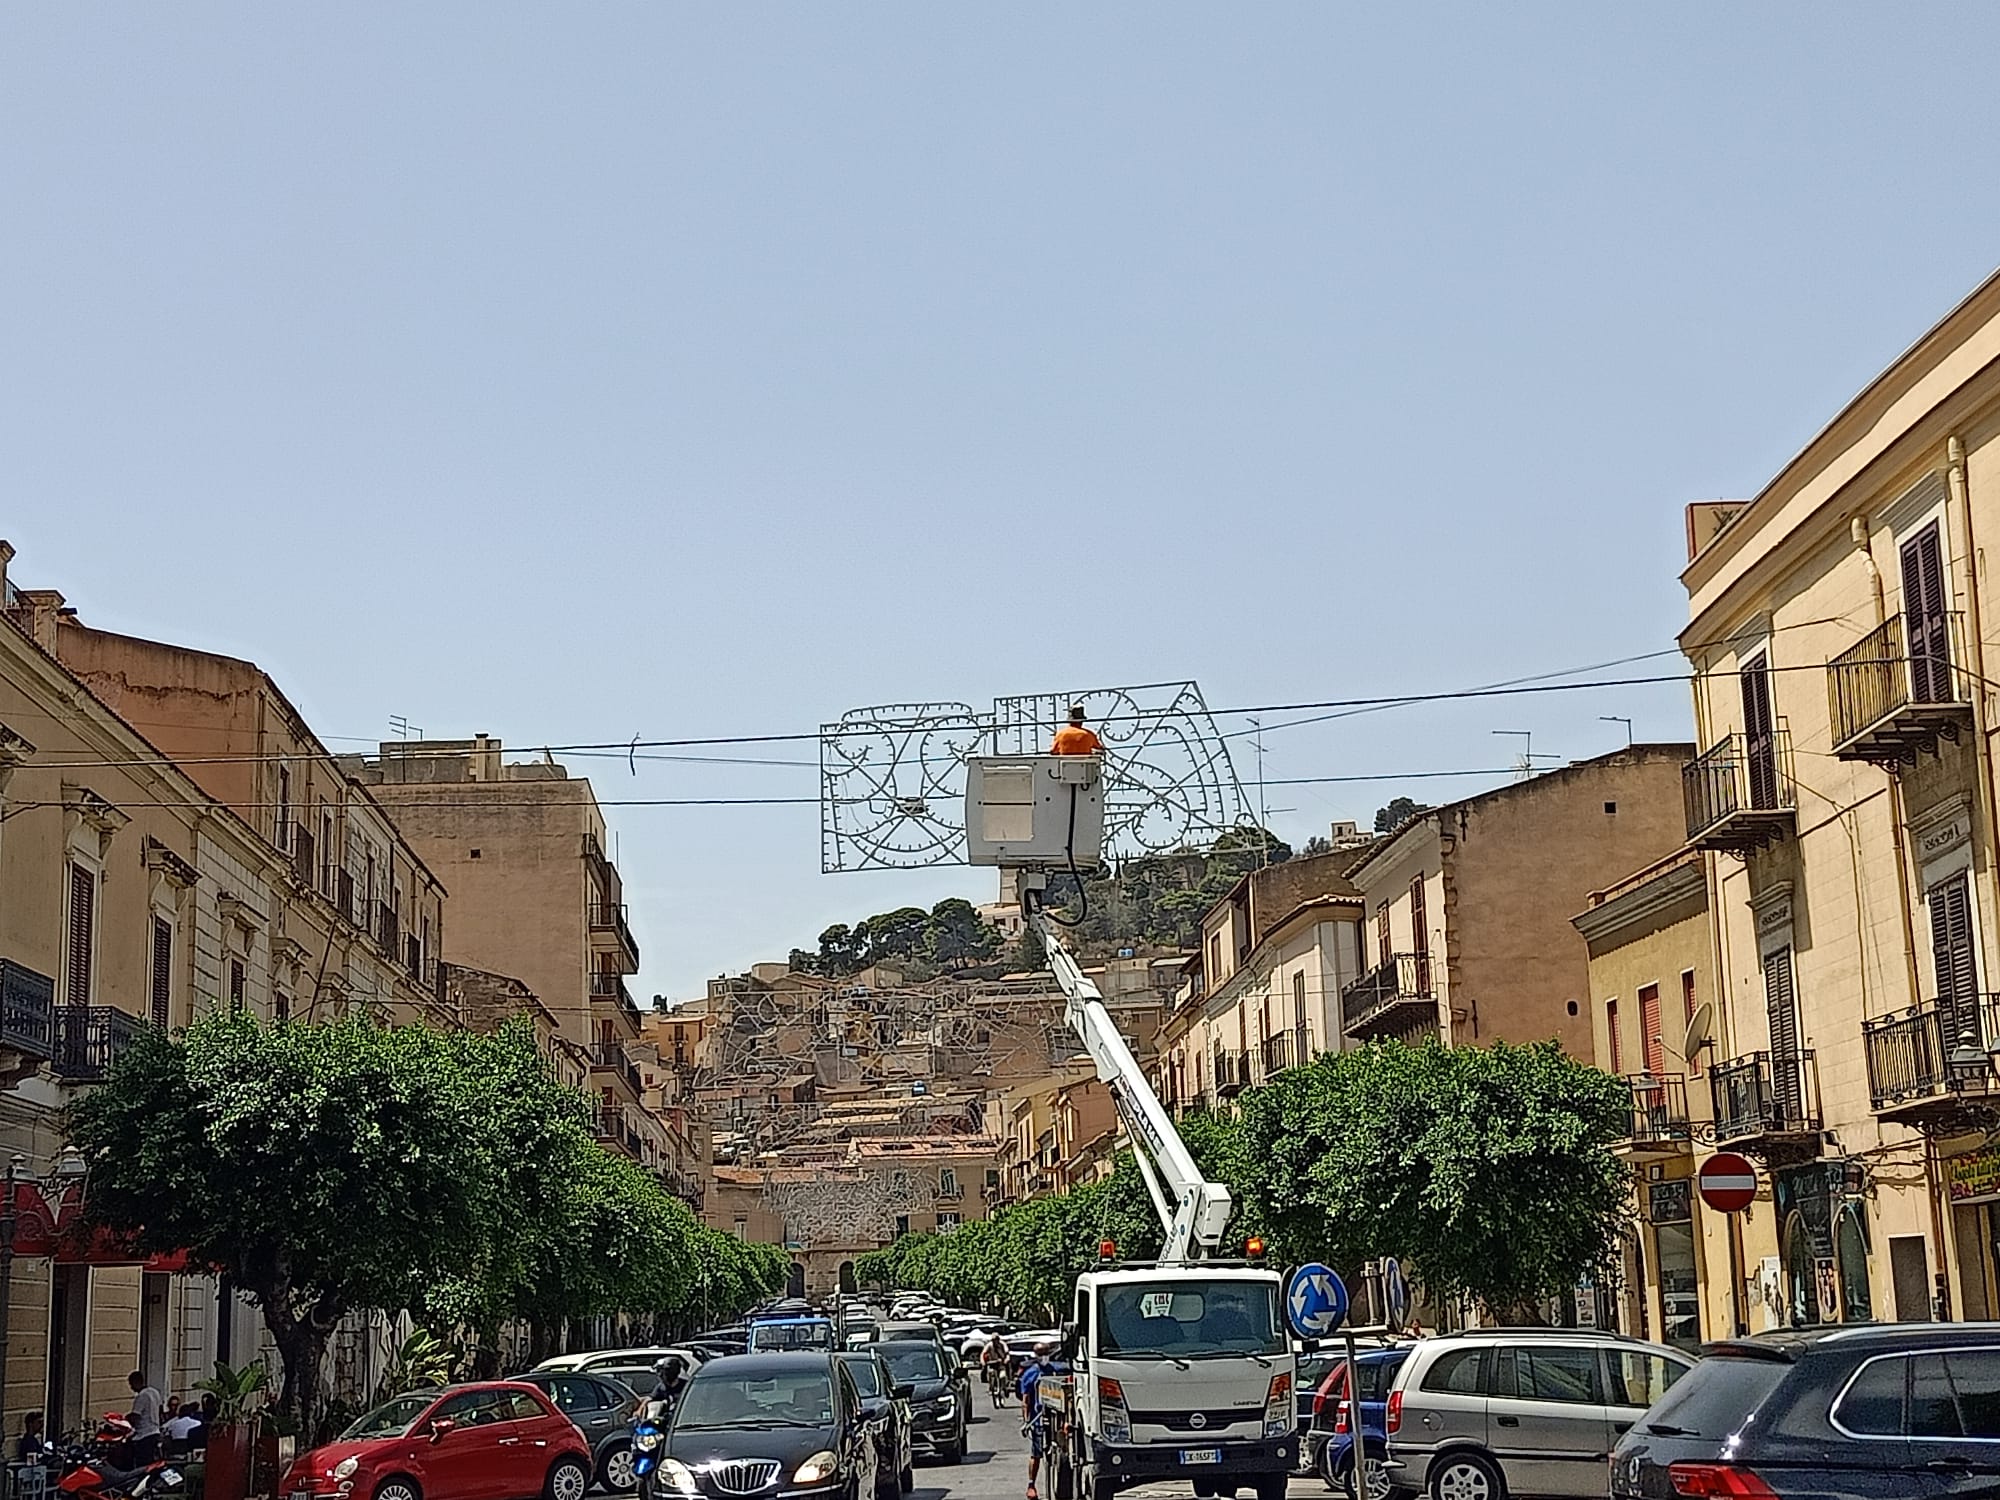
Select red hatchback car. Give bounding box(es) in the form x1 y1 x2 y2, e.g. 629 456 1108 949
283 1383 593 1500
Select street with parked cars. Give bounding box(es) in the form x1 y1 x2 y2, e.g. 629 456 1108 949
277 1293 2000 1500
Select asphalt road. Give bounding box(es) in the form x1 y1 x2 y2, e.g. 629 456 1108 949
927 1394 1315 1500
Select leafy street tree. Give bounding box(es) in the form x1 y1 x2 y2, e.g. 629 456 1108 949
1373 796 1433 833
923 898 1001 968
1237 1039 1631 1318
64 1011 773 1422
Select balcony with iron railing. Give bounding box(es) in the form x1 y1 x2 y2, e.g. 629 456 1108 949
591 1043 646 1099
590 901 640 970
1213 1048 1245 1098
1862 994 2000 1123
590 971 645 1031
0 959 55 1065
1618 1073 1693 1155
1829 610 1975 767
1341 953 1438 1041
52 1006 151 1083
1683 727 1798 853
1257 1032 1295 1081
1710 1049 1822 1146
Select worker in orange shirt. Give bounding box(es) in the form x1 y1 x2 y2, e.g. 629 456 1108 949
1050 704 1103 756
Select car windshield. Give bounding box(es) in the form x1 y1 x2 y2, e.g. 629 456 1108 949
676 1371 835 1429
839 1358 883 1397
881 1346 944 1383
342 1396 435 1441
1099 1281 1286 1357
751 1323 834 1351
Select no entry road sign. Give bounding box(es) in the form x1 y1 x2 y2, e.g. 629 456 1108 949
1697 1152 1758 1213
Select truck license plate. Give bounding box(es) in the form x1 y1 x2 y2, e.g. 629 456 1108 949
1179 1450 1221 1466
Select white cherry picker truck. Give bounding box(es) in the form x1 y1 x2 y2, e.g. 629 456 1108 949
963 755 1298 1500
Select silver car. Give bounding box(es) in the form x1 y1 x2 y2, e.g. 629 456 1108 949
1383 1329 1692 1500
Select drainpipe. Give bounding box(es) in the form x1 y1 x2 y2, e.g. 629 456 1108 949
1948 438 2000 923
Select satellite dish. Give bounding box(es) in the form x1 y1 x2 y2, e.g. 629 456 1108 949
1682 1001 1716 1058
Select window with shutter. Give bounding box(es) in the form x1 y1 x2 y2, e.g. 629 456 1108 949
150 916 173 1027
1764 946 1802 1120
1902 521 1952 704
1376 904 1392 966
275 765 290 850
1740 653 1778 810
229 959 245 1010
1682 970 1701 1076
1929 872 1981 1044
1640 983 1665 1077
1607 998 1622 1073
65 864 95 1007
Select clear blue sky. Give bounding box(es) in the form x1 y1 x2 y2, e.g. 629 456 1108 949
7 7 2000 999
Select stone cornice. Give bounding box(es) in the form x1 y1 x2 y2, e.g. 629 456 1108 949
1572 859 1706 944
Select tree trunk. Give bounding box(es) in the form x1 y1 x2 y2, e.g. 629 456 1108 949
261 1285 346 1428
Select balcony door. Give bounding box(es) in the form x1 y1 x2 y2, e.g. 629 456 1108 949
1902 521 1952 704
1740 653 1778 811
1929 871 1981 1047
1764 946 1802 1123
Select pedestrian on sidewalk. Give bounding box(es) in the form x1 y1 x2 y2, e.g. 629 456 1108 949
126 1372 165 1466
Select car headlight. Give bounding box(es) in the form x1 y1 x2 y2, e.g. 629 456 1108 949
331 1459 359 1481
633 1431 663 1453
936 1396 956 1416
657 1459 698 1495
793 1451 840 1485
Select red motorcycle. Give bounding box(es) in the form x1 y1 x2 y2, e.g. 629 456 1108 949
53 1415 187 1500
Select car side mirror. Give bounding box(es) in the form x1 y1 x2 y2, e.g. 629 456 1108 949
428 1418 456 1444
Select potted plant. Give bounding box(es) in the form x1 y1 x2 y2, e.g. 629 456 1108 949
197 1361 267 1500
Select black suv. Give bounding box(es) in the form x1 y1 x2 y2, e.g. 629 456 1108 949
1612 1323 2000 1498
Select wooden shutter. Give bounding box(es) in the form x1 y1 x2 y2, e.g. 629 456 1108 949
1740 653 1778 810
1902 522 1951 704
1929 872 1981 1043
1682 970 1701 1076
229 959 245 1009
65 864 95 1007
1293 970 1308 1032
1640 983 1665 1076
1764 946 1802 1119
1607 998 1622 1073
150 917 173 1027
1376 904 1391 967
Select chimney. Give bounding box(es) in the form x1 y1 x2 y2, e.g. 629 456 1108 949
472 733 502 783
14 589 68 655
0 541 14 601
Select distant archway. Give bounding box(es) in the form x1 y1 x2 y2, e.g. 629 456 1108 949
788 1261 807 1299
838 1261 857 1295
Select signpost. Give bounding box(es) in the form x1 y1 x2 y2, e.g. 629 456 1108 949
1698 1152 1758 1214
1378 1257 1410 1335
1285 1265 1357 1500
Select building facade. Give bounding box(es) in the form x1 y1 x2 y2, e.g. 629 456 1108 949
1339 745 1694 1053
344 738 656 1171
1673 266 2000 1331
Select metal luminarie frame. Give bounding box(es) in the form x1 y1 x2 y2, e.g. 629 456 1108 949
819 681 1249 872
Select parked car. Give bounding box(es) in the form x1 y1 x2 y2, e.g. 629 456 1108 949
836 1350 916 1498
654 1353 877 1500
533 1347 704 1383
1610 1322 2000 1498
1302 1347 1411 1500
515 1371 644 1493
1384 1329 1693 1500
281 1383 594 1500
876 1340 967 1463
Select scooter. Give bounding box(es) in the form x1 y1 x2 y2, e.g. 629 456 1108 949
629 1397 674 1500
55 1416 187 1500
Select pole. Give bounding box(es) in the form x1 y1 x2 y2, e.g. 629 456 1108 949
0 1154 19 1481
1340 1328 1362 1500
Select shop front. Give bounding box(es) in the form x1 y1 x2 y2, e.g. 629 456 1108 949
1772 1159 1872 1327
1643 1174 1703 1351
1945 1139 2000 1319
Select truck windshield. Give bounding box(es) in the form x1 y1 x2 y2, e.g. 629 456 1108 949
751 1321 834 1351
1099 1280 1285 1357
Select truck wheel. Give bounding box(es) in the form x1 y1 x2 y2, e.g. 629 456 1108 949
1081 1462 1114 1500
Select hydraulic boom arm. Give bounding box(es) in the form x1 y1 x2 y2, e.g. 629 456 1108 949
1026 895 1234 1263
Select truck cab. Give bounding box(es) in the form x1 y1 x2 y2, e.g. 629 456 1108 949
746 1315 838 1353
1047 1264 1296 1500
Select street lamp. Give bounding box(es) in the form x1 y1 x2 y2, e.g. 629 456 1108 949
1948 1027 1992 1096
0 1147 88 1466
